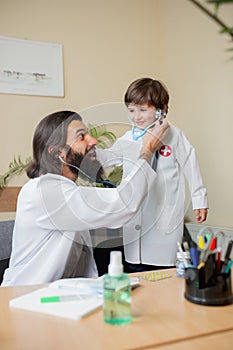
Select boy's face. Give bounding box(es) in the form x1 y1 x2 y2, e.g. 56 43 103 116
127 103 156 130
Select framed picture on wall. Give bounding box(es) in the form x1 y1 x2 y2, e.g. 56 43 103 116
0 36 64 97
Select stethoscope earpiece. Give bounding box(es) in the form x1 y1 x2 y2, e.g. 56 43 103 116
131 108 167 140
154 109 166 123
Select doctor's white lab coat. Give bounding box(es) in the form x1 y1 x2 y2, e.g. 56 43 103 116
2 159 155 286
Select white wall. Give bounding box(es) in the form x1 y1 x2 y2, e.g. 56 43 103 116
0 0 233 228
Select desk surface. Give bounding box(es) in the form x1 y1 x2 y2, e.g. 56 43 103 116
1 269 233 350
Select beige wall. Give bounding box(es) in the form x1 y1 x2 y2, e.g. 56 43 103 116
0 0 233 228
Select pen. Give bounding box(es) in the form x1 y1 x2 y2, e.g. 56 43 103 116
41 295 82 303
221 240 233 272
224 240 233 262
190 241 199 268
225 259 233 274
217 247 221 272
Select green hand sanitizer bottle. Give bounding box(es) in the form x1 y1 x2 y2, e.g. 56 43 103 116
103 251 131 325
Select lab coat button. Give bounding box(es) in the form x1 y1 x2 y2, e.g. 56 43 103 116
135 225 141 230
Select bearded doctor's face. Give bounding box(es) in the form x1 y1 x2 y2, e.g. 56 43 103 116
66 120 98 158
65 120 103 181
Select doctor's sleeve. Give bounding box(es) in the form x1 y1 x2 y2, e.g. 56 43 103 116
37 159 157 231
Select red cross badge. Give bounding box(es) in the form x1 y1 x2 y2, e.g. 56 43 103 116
159 145 172 157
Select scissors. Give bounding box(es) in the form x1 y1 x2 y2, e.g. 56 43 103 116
197 228 216 264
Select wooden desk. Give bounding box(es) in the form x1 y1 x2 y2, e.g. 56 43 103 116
146 330 233 350
1 269 233 350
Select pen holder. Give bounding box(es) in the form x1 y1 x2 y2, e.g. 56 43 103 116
184 267 233 306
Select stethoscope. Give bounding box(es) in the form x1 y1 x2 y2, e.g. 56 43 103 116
59 156 116 188
130 109 167 169
131 109 167 141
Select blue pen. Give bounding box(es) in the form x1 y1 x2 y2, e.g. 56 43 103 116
190 241 199 268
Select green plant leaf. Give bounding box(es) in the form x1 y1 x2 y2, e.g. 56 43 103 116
96 140 106 149
106 166 123 185
219 27 233 34
89 124 116 142
88 124 117 149
101 131 117 140
88 124 98 139
207 0 233 3
0 155 32 190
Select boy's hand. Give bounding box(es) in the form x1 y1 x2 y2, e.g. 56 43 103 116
195 208 208 223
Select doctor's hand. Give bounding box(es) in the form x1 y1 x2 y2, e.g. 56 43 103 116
140 119 169 163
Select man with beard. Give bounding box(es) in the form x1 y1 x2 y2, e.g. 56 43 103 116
1 110 169 286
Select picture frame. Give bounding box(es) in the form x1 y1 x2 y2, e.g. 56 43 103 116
0 36 64 97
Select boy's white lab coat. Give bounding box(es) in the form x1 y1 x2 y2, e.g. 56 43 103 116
2 159 156 286
98 124 208 266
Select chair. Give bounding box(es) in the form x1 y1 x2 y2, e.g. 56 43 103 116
93 236 125 276
0 220 14 284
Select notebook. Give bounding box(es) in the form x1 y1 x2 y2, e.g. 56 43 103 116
9 277 139 320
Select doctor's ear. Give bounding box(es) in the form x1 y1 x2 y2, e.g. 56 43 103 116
47 145 63 159
47 145 70 159
48 146 54 154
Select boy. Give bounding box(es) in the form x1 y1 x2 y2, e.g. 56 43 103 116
99 78 208 272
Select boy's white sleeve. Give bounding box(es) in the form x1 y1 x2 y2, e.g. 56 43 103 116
175 130 208 210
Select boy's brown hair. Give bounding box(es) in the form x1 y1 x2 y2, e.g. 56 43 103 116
124 77 169 111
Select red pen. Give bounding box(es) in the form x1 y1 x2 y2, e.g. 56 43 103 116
217 247 221 272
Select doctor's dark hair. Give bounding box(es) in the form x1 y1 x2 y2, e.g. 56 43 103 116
26 111 82 178
124 77 169 111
